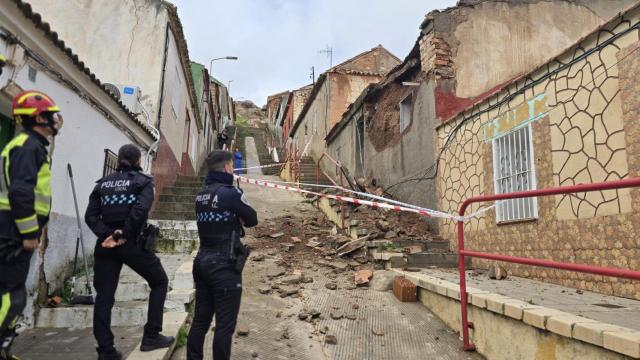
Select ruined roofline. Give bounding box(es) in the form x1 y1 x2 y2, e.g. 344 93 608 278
326 44 400 74
290 45 399 138
436 0 640 126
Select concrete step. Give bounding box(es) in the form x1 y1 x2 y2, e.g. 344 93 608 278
176 175 201 182
126 311 188 360
158 228 199 241
151 211 195 221
157 238 199 254
406 252 469 268
158 194 196 204
73 281 150 302
37 301 149 328
366 240 450 252
173 181 203 188
154 202 195 213
162 187 201 196
149 220 197 231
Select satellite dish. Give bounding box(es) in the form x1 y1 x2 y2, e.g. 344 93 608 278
104 83 121 100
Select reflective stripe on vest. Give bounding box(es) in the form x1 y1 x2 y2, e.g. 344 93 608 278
0 132 52 217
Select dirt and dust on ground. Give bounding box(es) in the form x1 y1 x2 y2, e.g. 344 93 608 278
172 176 481 360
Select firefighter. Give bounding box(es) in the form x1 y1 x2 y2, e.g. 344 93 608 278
85 144 173 360
0 91 63 360
0 53 7 76
187 150 257 360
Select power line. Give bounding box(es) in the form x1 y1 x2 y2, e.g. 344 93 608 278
385 20 640 192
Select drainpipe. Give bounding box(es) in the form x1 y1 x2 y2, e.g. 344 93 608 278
154 22 171 146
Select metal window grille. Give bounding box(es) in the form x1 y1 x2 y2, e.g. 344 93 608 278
103 149 119 177
492 124 538 222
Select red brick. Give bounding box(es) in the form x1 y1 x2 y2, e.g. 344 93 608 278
393 276 417 302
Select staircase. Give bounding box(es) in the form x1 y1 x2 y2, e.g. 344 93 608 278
238 125 281 175
152 175 202 221
293 156 336 189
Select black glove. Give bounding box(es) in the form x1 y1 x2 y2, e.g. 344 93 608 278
0 238 23 262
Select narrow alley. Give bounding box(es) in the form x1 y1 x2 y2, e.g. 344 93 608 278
2 0 640 359
172 182 480 360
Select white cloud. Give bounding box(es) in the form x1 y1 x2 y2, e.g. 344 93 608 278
171 0 457 106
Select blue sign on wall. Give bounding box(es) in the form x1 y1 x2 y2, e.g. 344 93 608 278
123 87 135 95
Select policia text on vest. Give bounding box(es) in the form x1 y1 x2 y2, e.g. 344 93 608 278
187 150 258 360
85 144 174 360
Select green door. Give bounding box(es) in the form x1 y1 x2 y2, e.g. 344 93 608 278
0 113 15 151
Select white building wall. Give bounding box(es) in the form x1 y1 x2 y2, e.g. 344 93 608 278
25 0 168 123
158 29 189 163
0 63 149 327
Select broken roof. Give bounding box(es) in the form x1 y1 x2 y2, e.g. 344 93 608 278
289 45 399 138
325 43 422 144
9 0 158 140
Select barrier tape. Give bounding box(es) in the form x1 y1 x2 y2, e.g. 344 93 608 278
248 177 454 216
234 162 293 171
234 175 491 222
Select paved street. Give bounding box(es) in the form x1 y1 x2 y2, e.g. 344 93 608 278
171 173 482 360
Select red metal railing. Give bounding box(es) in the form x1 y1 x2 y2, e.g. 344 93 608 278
457 177 640 351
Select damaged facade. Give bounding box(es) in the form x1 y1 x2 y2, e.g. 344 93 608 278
322 0 640 299
26 0 210 193
0 0 157 325
289 45 400 161
436 2 640 300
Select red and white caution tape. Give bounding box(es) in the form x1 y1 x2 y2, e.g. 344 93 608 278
235 175 475 221
234 162 293 171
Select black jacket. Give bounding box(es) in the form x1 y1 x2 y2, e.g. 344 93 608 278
85 166 154 242
0 129 50 241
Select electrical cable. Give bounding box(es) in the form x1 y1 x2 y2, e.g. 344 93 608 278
384 20 640 192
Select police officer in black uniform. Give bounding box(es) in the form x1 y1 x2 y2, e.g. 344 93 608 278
187 150 257 360
85 144 174 360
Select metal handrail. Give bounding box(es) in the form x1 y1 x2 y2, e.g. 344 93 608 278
457 177 640 351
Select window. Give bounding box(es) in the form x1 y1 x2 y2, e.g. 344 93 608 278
493 124 537 223
399 94 412 133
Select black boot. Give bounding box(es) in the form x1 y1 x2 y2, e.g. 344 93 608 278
96 348 122 360
140 334 174 352
0 329 20 360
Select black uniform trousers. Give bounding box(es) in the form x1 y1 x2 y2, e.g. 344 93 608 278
93 240 168 353
187 251 242 360
0 250 32 346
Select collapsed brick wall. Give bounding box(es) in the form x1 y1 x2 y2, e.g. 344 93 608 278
366 70 423 152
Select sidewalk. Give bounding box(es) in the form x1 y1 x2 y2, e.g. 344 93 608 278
421 268 640 331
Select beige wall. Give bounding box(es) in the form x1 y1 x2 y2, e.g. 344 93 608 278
435 7 640 300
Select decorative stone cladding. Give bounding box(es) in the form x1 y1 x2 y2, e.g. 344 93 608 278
435 8 640 299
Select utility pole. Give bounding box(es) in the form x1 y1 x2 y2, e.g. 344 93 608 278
318 45 333 68
310 66 315 85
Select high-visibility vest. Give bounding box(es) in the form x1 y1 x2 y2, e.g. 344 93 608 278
0 132 51 236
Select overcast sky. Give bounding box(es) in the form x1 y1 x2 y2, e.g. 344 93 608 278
171 0 457 106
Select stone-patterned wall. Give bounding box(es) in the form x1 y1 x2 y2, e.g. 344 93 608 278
435 9 640 299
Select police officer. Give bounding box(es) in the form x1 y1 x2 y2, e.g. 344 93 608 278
85 145 174 360
0 90 63 360
187 150 258 360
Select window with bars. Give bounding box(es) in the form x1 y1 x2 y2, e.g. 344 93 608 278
103 149 119 177
492 125 538 223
